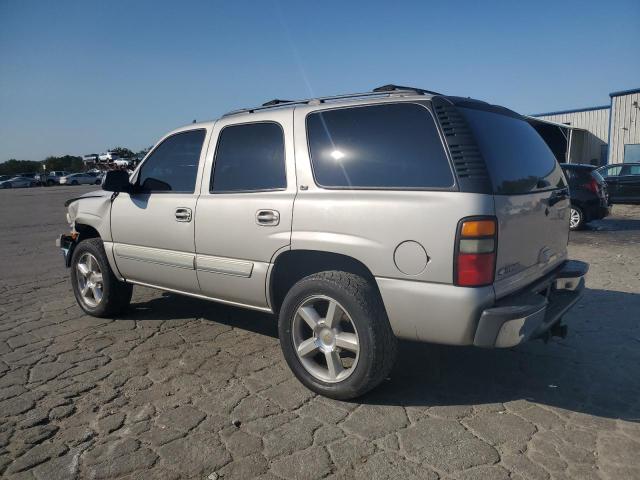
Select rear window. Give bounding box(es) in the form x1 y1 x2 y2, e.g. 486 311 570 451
459 107 566 194
306 103 454 189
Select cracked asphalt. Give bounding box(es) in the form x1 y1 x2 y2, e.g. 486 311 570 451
1 185 639 479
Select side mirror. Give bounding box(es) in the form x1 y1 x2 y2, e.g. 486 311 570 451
102 170 131 192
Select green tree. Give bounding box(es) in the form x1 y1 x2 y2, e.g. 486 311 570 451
109 147 135 159
44 155 84 172
0 159 43 175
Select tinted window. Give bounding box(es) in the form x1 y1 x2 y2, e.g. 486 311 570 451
306 103 454 189
138 129 205 192
459 107 565 194
627 165 640 175
212 123 286 192
602 165 622 177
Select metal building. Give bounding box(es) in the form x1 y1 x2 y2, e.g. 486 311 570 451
608 88 640 164
530 87 640 166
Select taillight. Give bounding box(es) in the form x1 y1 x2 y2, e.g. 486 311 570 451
455 218 497 287
583 178 598 194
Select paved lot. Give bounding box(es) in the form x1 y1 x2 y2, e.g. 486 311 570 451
1 186 639 480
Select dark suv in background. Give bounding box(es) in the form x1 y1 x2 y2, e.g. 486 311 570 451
560 163 610 230
597 163 640 204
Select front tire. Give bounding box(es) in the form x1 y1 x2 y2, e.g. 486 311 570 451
569 206 584 230
278 271 397 400
70 238 132 317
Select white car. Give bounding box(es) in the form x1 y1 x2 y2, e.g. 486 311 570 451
98 152 119 162
0 176 37 188
60 173 102 185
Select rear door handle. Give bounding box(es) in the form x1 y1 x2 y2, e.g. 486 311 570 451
256 209 280 226
175 207 192 222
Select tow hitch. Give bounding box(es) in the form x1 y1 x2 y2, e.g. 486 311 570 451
539 322 568 343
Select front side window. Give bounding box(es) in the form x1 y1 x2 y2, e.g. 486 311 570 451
211 122 286 193
138 129 206 192
306 103 454 189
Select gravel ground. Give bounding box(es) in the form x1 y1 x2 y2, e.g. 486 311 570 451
0 185 639 479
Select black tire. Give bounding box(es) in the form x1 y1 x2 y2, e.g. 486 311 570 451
71 180 79 185
70 238 132 317
569 206 584 231
47 180 54 186
278 271 397 400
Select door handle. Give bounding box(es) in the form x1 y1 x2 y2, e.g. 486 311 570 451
256 209 280 226
175 207 192 222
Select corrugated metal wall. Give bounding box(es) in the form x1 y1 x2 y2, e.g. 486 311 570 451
608 92 640 164
535 108 609 164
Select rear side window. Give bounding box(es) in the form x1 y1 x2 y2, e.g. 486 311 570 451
138 129 205 192
459 108 566 194
601 165 621 177
212 122 286 193
306 103 454 189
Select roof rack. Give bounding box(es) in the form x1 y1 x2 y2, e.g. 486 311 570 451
372 84 442 95
222 84 442 117
262 99 294 107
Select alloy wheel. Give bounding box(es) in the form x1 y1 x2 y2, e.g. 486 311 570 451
76 253 104 307
292 295 360 383
570 208 581 229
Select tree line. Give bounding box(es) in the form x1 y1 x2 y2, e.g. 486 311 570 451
0 147 151 176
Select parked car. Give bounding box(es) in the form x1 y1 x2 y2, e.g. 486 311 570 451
57 85 587 399
0 176 38 188
596 163 640 204
60 173 102 185
98 151 119 162
45 171 70 186
0 175 11 182
560 164 610 230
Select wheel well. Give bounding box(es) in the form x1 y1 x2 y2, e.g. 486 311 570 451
270 250 378 314
75 224 100 242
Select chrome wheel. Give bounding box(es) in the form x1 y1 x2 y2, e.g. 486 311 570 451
292 295 360 383
570 208 581 229
76 253 103 307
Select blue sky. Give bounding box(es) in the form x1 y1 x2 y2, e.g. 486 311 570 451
1 0 639 161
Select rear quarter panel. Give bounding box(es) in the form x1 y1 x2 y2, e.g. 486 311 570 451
292 101 495 283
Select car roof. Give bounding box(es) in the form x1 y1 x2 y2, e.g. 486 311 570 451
600 163 640 167
560 163 595 170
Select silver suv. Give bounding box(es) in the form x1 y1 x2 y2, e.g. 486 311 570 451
57 85 587 399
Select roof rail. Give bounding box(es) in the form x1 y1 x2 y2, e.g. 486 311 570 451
222 85 441 117
262 99 294 107
372 84 442 95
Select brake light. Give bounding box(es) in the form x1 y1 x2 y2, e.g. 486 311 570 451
455 218 497 287
583 178 598 194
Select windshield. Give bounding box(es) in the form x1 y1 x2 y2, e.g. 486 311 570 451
459 107 566 195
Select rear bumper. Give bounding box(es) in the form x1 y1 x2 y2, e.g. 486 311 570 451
473 260 588 348
587 204 610 221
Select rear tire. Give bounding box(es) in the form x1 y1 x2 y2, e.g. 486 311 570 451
70 238 132 317
569 206 584 230
278 271 397 400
